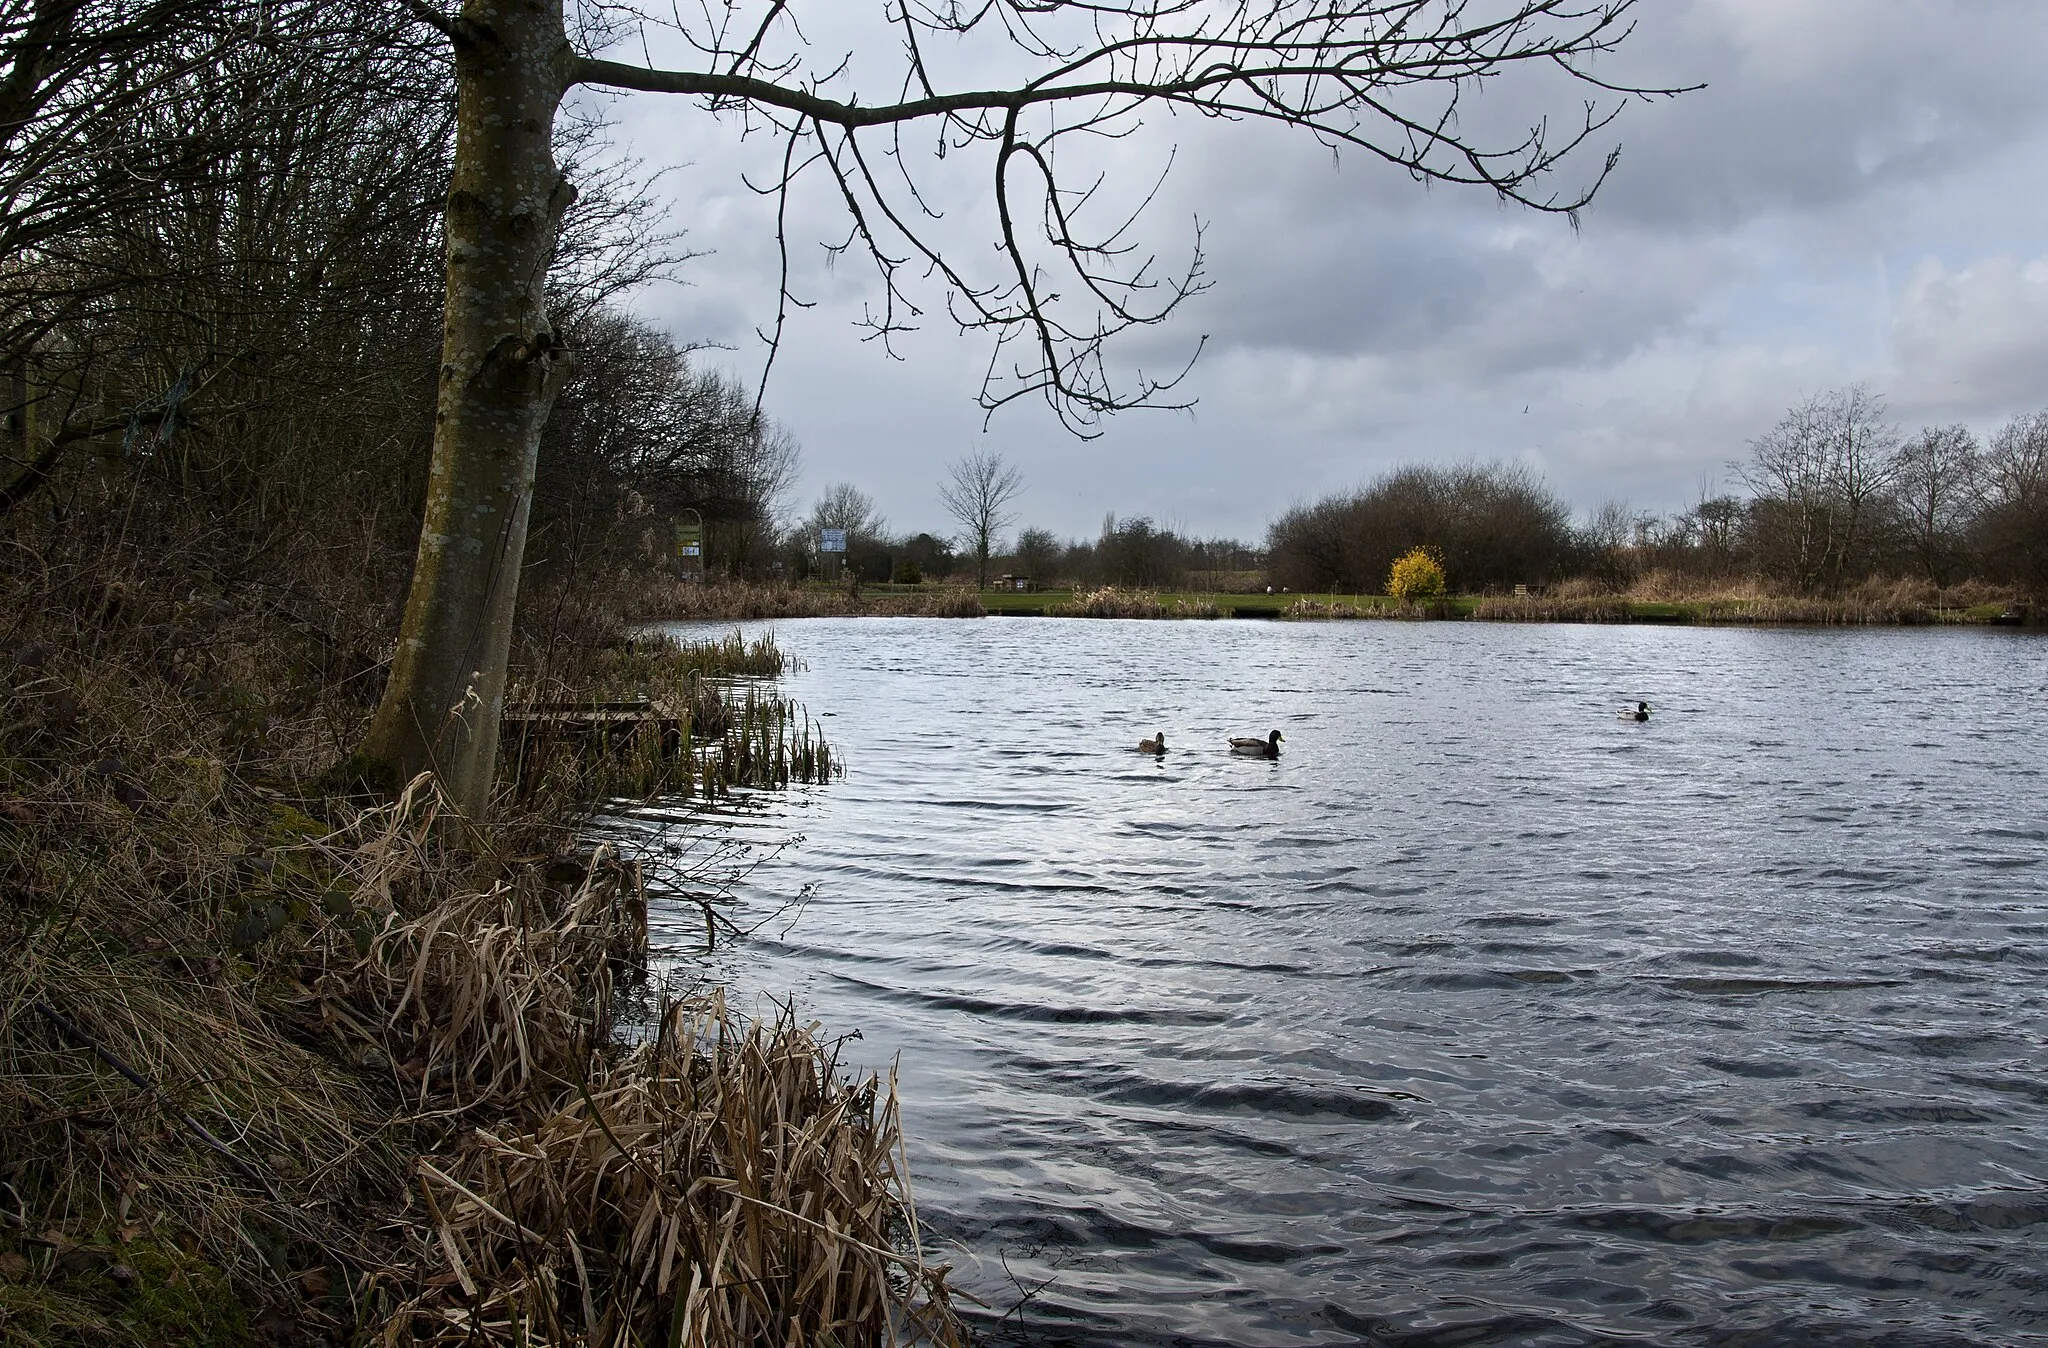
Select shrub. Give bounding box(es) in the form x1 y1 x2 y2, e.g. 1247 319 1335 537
1387 546 1447 600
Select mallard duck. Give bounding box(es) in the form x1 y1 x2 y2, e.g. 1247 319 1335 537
1619 701 1650 722
1138 732 1166 755
1229 730 1284 757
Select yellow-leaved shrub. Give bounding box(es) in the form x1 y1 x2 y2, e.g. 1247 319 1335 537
1387 546 1447 600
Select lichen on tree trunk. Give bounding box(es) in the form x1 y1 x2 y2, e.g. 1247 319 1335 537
360 0 575 815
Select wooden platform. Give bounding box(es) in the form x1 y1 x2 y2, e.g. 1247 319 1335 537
500 699 691 794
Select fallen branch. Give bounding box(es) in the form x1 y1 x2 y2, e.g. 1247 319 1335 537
30 998 282 1200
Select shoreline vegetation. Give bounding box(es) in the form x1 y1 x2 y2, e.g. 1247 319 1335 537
636 576 2037 627
1 617 965 1346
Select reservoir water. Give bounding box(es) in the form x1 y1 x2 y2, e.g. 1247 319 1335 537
607 618 2048 1346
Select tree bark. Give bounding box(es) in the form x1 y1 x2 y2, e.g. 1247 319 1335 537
359 0 574 815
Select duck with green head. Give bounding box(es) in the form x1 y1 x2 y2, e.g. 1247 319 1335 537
1229 730 1284 757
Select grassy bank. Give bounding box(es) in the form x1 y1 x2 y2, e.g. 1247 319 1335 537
0 609 962 1345
948 580 2032 625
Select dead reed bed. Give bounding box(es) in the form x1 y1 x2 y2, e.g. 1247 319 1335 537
628 630 791 680
3 582 957 1343
868 588 986 618
1732 576 2015 624
1470 578 1635 623
1280 598 1369 619
629 580 985 621
307 783 960 1347
1472 574 2026 624
504 632 840 807
386 993 962 1348
1048 587 1220 619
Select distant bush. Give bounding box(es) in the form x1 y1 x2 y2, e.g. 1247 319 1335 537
1387 547 1447 600
1266 462 1578 594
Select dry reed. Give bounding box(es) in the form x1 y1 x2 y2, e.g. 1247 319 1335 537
1280 598 1366 619
1472 573 2026 624
297 782 963 1347
1050 587 1173 618
384 993 963 1348
3 586 957 1344
504 632 840 807
629 580 985 622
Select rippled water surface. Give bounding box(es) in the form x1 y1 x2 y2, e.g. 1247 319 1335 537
610 618 2048 1346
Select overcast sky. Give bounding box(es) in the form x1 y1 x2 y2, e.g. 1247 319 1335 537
587 0 2048 544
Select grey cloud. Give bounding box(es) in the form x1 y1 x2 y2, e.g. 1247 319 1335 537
1589 0 2048 229
1891 253 2048 419
598 0 2048 540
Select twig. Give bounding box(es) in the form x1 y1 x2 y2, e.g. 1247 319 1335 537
30 999 282 1200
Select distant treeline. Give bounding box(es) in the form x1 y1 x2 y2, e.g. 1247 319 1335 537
1266 463 1576 594
785 483 1260 590
1266 390 2048 597
787 387 2047 601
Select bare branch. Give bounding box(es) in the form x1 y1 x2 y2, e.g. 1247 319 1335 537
568 1 1677 430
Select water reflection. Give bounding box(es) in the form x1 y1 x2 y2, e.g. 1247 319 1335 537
601 619 2048 1346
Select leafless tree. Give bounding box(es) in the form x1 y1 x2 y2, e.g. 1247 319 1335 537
1012 525 1062 586
939 449 1024 589
1584 499 1652 589
805 481 885 540
798 480 889 580
1978 409 2048 592
362 0 1680 814
529 308 798 583
1891 424 1981 586
1738 386 1899 594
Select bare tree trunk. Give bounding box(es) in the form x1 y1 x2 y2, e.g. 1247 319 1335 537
359 0 574 814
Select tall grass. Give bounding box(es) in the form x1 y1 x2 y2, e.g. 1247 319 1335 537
504 631 839 806
1471 574 2027 624
1049 587 1220 618
1 576 953 1344
631 579 985 620
388 992 962 1347
312 782 965 1347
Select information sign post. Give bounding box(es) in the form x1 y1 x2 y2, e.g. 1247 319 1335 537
819 528 847 582
674 510 705 581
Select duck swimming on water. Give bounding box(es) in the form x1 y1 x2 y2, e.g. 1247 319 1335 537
1230 730 1284 757
1138 732 1166 755
1620 701 1651 722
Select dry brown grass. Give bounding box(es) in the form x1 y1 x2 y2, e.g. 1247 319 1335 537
293 782 963 1347
2 567 958 1344
627 579 985 621
1471 577 1635 623
1280 598 1364 619
385 993 962 1347
1472 573 2028 624
1048 587 1219 618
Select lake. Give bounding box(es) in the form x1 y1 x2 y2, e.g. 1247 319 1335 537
605 617 2048 1346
